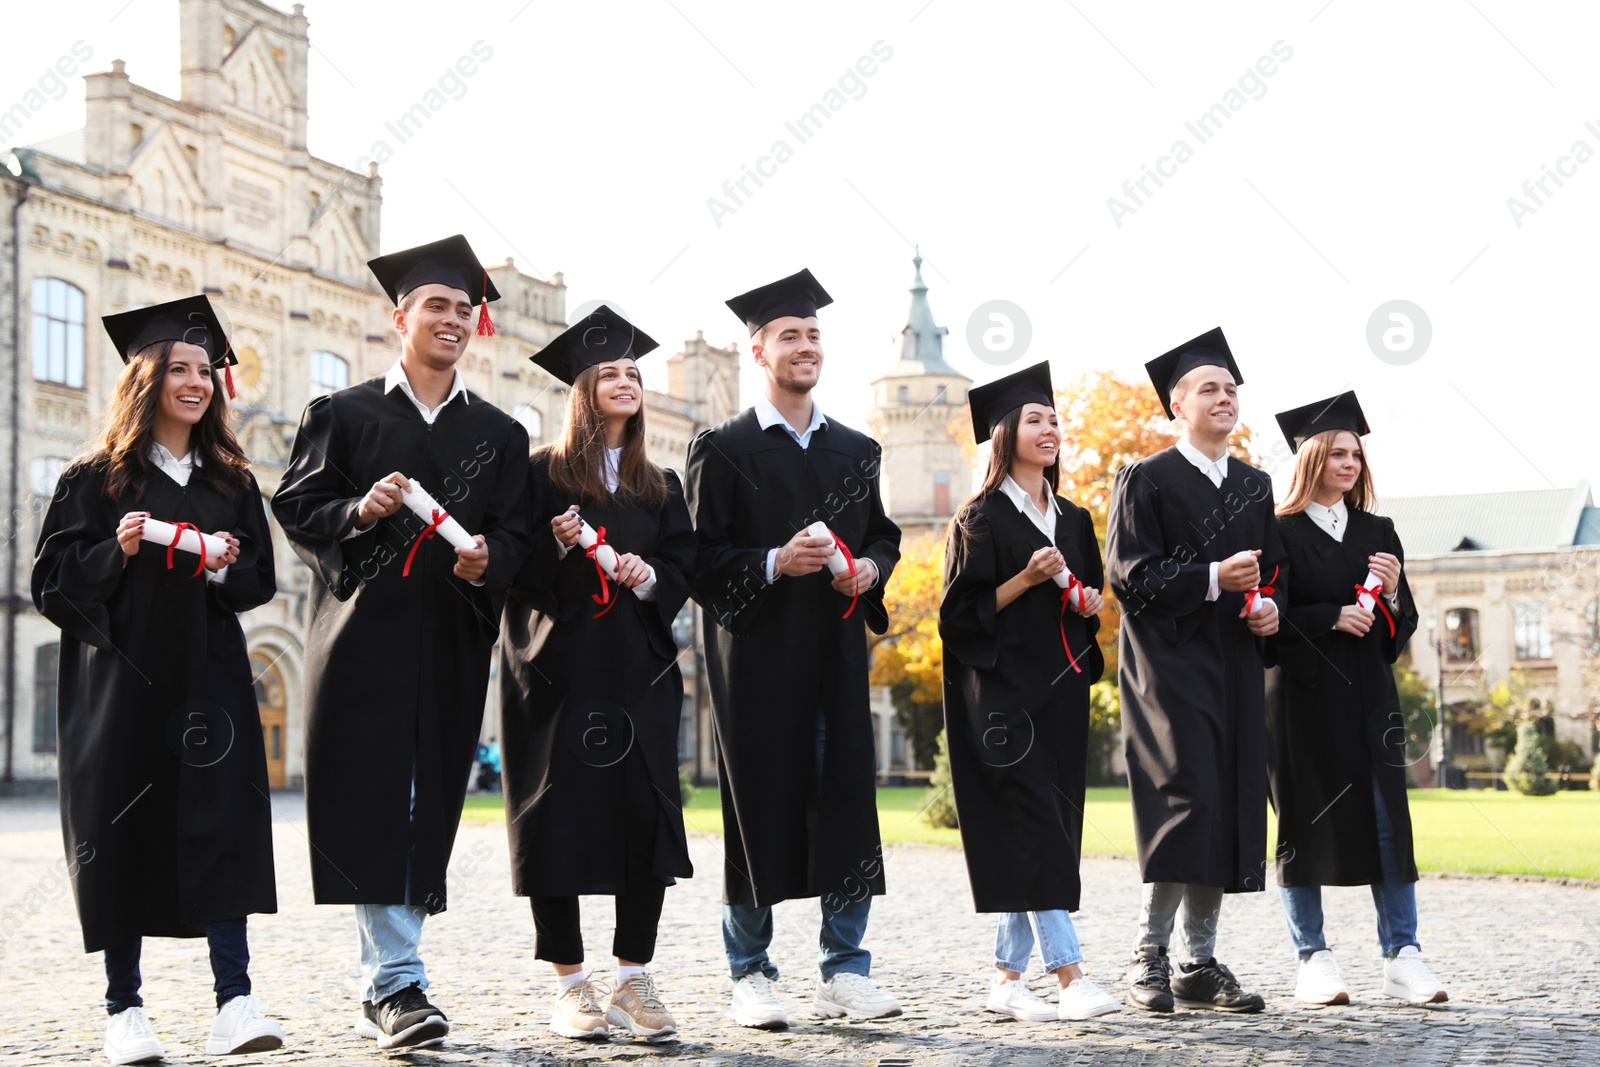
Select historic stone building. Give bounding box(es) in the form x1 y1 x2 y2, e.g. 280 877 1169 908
1386 483 1600 779
0 0 746 790
865 251 970 545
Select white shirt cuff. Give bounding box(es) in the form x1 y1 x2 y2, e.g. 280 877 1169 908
1206 561 1220 602
342 518 374 541
555 530 573 559
633 564 658 601
205 564 229 584
765 548 780 584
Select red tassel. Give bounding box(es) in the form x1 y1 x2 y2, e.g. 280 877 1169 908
224 362 236 400
476 269 495 336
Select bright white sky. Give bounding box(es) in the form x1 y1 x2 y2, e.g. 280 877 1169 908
5 0 1597 499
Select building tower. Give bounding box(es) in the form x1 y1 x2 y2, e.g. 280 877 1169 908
866 251 971 541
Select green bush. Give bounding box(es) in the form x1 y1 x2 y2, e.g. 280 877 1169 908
678 765 696 806
1087 680 1123 786
1504 723 1558 796
921 729 959 829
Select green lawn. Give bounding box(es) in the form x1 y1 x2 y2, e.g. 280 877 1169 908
462 786 1600 880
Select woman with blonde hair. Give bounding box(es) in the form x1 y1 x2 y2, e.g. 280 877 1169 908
33 296 282 1062
1268 392 1446 1007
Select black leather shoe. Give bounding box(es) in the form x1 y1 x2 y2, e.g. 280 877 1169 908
1172 958 1265 1013
359 984 449 1049
1125 946 1174 1013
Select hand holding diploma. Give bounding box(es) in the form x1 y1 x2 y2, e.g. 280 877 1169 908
805 521 869 618
122 511 236 576
775 525 834 577
1229 549 1279 635
397 477 477 578
1351 550 1400 637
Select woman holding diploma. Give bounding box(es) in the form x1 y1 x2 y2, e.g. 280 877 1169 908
1267 393 1446 1007
501 306 696 1042
938 362 1119 1022
32 296 282 1062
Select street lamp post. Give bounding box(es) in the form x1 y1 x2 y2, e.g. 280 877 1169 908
1426 613 1454 789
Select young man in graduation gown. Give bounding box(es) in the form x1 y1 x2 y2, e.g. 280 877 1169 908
685 269 903 1028
272 235 531 1050
1104 328 1287 1015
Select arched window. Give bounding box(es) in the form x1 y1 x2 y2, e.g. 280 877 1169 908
34 643 59 753
310 351 348 397
1443 608 1478 662
32 278 86 387
512 404 544 444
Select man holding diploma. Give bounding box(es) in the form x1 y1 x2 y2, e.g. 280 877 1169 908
1104 328 1286 1015
686 269 903 1028
272 234 530 1049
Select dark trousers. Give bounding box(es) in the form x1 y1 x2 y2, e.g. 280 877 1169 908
103 917 251 1014
531 884 667 966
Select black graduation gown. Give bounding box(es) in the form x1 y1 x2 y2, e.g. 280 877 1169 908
500 453 696 896
1266 508 1420 887
939 490 1105 913
271 378 531 912
685 408 901 908
1104 447 1288 891
32 460 277 952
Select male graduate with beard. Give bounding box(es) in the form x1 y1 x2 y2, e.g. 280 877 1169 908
686 269 903 1029
272 234 531 1050
1104 328 1286 1016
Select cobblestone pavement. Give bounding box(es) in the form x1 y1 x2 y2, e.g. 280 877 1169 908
3 793 1596 1066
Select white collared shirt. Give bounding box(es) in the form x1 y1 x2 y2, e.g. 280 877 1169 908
1305 498 1348 542
385 358 468 425
755 392 827 451
148 443 227 583
1175 439 1228 601
998 475 1060 542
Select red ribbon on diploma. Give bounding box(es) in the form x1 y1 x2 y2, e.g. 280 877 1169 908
831 533 859 620
587 526 619 618
164 521 207 578
1057 572 1085 674
403 509 448 577
1355 582 1397 638
1244 565 1279 617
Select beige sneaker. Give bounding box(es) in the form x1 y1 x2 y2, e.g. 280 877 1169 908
607 973 677 1040
550 978 610 1040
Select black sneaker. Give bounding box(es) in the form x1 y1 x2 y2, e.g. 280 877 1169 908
1125 945 1174 1013
355 984 450 1049
1172 958 1265 1013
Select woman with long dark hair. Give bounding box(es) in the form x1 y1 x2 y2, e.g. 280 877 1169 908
499 307 696 1042
1268 392 1446 1007
32 296 281 1063
938 362 1118 1022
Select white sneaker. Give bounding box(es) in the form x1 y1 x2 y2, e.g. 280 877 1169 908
1295 950 1351 1005
729 974 789 1030
1057 977 1119 1020
1383 946 1448 1005
104 1006 165 1065
814 972 903 1020
205 993 285 1054
984 976 1055 1022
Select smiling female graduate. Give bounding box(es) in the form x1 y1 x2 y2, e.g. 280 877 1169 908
1266 393 1446 1008
32 296 283 1063
938 361 1120 1023
498 306 696 1043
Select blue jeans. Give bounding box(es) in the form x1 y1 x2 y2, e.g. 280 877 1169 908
995 910 1082 973
356 904 428 1004
1279 776 1420 960
722 707 873 981
103 917 251 1014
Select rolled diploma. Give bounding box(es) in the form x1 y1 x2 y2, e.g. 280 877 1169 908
806 521 852 576
400 479 475 551
1231 549 1270 614
1356 569 1382 612
577 518 619 580
141 519 227 561
1051 566 1083 610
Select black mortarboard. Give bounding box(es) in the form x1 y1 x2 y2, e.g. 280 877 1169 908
967 361 1054 445
102 294 238 398
367 233 501 336
530 305 660 386
725 268 833 335
1275 391 1370 453
1144 327 1244 420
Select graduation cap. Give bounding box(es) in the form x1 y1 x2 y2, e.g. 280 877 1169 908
1275 391 1370 453
101 294 238 399
725 268 833 335
530 305 660 386
367 233 501 337
1144 327 1244 420
967 360 1054 446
